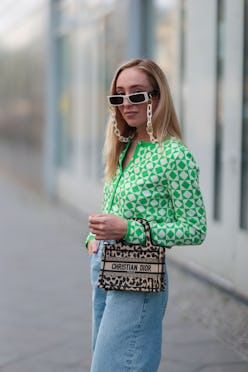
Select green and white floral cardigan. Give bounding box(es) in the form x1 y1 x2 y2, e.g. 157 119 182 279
86 138 207 248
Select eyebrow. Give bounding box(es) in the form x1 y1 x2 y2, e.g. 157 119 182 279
116 84 147 91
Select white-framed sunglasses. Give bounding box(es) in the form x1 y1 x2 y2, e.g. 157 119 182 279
107 90 158 106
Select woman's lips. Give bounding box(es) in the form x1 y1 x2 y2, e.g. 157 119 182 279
124 111 138 118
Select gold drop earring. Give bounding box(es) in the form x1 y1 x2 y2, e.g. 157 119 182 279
146 101 158 143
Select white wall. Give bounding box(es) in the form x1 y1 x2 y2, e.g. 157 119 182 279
170 0 248 298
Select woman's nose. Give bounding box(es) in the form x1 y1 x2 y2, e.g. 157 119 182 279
123 96 132 106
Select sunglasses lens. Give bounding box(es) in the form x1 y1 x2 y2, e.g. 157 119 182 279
129 93 146 103
109 96 123 105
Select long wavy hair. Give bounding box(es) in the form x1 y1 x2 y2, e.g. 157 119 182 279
103 58 182 180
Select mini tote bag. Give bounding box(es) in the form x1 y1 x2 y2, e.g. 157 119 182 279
98 218 166 292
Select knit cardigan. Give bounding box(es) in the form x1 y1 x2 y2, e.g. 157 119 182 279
86 138 207 248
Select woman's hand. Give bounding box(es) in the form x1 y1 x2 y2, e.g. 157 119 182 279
88 239 98 255
88 214 127 241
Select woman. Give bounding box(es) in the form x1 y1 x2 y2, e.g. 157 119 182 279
86 58 207 372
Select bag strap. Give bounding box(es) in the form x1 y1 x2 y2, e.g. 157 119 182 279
132 218 153 246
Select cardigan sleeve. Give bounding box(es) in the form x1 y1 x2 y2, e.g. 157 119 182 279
124 146 207 248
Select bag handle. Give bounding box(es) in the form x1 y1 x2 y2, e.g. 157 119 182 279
132 218 153 246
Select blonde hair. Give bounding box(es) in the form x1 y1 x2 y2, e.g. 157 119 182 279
104 58 182 180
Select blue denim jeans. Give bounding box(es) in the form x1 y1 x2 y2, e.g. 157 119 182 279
89 240 168 372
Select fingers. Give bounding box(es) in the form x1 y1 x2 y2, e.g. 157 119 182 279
88 224 104 237
88 214 106 236
88 214 105 226
92 241 98 253
88 214 105 242
88 213 127 241
88 239 98 254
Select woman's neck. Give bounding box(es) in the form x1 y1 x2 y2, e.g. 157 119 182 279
133 129 150 143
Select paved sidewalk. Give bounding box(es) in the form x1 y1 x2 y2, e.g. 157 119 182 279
0 175 248 372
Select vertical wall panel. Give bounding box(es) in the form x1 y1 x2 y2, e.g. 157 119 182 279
222 0 243 228
170 0 235 288
0 1 48 191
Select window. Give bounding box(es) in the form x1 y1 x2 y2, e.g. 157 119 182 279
153 0 186 131
54 0 129 180
240 0 248 229
178 0 187 131
57 34 74 169
153 0 177 90
213 0 225 221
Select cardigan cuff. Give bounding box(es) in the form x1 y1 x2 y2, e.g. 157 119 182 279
123 219 131 242
123 219 146 244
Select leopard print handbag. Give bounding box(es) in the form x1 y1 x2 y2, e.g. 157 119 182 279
97 218 166 292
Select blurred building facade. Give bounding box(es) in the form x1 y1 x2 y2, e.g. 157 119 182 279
0 0 247 298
